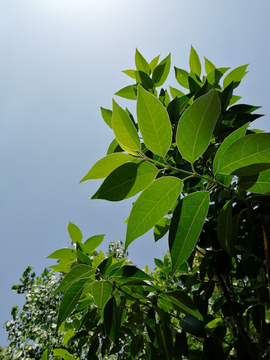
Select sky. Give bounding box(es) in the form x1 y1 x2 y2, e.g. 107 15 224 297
1 0 270 346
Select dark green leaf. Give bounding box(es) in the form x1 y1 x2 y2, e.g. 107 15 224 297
217 200 235 256
149 54 160 74
203 337 225 360
131 334 143 357
156 322 173 360
152 54 171 87
54 265 95 293
238 169 270 194
154 217 170 242
180 315 206 338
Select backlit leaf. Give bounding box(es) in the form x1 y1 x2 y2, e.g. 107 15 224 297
174 67 189 89
238 169 270 194
68 222 82 243
80 153 135 182
154 217 170 242
100 107 112 128
115 85 137 100
176 90 220 163
84 234 105 254
122 69 136 79
217 133 270 175
91 282 112 309
135 48 150 75
126 177 183 248
91 161 158 201
112 100 141 152
169 86 184 99
137 85 172 156
223 64 248 89
204 57 216 75
169 191 209 275
52 349 75 360
47 248 76 261
189 46 201 77
152 53 171 87
149 54 160 74
54 265 95 293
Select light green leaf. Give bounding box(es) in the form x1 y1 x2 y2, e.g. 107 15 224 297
169 86 185 99
217 133 270 175
189 46 201 77
47 248 76 261
206 68 230 86
149 54 160 74
84 234 105 254
176 90 220 163
204 57 216 75
135 48 150 74
217 200 235 256
91 282 112 309
213 123 249 185
68 222 82 243
174 67 189 89
80 153 135 182
91 161 158 201
107 138 123 155
152 53 171 87
100 107 112 128
238 169 270 194
223 64 249 89
49 260 71 273
126 177 183 249
40 350 48 360
122 69 136 79
229 95 242 106
57 278 89 329
154 217 170 242
163 291 203 320
112 99 141 153
54 265 95 293
169 191 209 275
137 85 172 156
52 349 75 360
115 85 137 100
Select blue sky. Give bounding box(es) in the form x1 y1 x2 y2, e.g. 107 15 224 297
1 0 270 346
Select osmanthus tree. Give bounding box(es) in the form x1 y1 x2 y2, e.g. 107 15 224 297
46 47 270 360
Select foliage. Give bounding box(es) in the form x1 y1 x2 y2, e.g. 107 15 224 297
11 47 270 359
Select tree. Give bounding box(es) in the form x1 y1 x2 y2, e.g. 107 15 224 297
10 47 270 359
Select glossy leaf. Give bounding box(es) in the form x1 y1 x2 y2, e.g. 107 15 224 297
84 234 105 254
238 169 270 194
189 46 201 77
57 278 89 328
135 48 150 75
152 53 171 87
91 161 158 201
100 107 112 128
126 177 183 249
47 248 76 261
169 192 209 275
174 67 189 89
91 282 112 309
149 54 160 73
80 153 134 182
115 85 136 100
217 200 235 256
68 222 82 243
204 57 216 75
163 291 203 320
54 265 95 293
176 89 220 163
112 100 141 152
217 133 270 175
180 315 206 338
223 64 248 89
137 85 172 156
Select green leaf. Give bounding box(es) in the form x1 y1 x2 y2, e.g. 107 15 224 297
152 53 171 87
122 69 136 79
91 282 112 309
111 265 155 283
112 100 141 152
57 278 89 328
47 248 76 261
180 315 206 338
126 177 183 249
163 291 203 320
84 234 105 254
137 85 172 156
189 46 201 77
68 222 82 243
206 68 230 86
217 200 235 256
217 133 270 175
204 57 216 75
107 138 123 155
49 260 71 273
115 85 137 100
213 123 249 185
80 153 135 182
135 48 150 75
100 107 112 128
176 89 220 163
174 67 189 89
238 169 270 194
52 349 75 360
104 296 119 345
131 334 144 357
135 70 155 92
40 350 48 360
169 192 209 275
223 64 249 89
156 322 173 360
169 86 184 99
149 54 160 74
54 265 95 293
154 217 170 242
91 161 158 201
